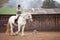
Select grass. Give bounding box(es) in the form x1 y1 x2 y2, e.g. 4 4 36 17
0 8 24 15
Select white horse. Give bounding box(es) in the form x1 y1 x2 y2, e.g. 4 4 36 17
6 12 33 36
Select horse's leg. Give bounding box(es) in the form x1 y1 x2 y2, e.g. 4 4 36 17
15 24 21 34
10 23 14 35
21 25 25 36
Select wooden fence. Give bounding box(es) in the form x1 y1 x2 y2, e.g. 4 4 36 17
0 14 60 32
30 14 60 31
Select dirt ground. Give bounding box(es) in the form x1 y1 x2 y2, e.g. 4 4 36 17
0 32 60 40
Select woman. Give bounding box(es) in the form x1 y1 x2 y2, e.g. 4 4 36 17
16 4 21 16
15 4 21 23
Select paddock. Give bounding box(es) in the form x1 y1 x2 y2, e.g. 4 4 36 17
0 32 60 40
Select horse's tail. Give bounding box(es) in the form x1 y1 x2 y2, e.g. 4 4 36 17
6 21 10 33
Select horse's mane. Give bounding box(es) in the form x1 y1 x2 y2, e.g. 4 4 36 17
21 12 30 17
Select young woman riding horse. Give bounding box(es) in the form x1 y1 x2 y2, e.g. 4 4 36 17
15 4 21 23
6 4 33 36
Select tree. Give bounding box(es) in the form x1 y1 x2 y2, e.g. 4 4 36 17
41 0 57 8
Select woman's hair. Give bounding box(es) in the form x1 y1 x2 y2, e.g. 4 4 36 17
18 4 21 7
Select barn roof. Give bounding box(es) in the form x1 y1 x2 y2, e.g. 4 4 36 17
24 8 60 14
0 8 60 15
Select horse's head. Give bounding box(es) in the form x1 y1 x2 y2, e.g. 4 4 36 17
27 12 33 22
21 12 33 22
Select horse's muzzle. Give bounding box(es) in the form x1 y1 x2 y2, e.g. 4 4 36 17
29 19 33 23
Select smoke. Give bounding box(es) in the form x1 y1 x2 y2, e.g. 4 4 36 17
2 0 44 8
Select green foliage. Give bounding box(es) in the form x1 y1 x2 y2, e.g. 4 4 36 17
42 0 57 8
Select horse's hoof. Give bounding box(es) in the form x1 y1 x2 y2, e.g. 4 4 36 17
21 33 24 36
